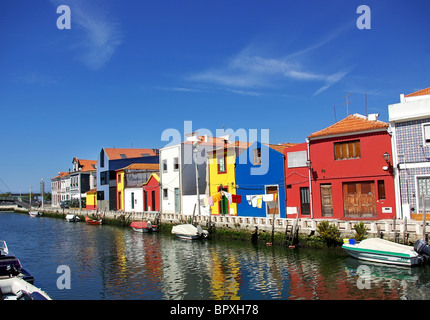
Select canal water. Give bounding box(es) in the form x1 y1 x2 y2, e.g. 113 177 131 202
1 211 430 300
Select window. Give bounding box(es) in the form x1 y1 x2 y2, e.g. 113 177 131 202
417 177 430 213
253 148 262 165
378 180 386 200
100 171 108 185
100 149 104 168
117 174 121 183
424 124 430 145
218 154 226 173
287 150 307 168
163 159 167 173
163 188 168 200
174 157 179 171
334 140 361 160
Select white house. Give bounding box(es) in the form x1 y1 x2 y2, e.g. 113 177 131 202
389 87 430 219
159 132 228 216
124 187 144 212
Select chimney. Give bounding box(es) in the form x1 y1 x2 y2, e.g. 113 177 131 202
367 113 379 121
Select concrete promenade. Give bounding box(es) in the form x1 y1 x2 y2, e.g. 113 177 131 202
3 204 428 243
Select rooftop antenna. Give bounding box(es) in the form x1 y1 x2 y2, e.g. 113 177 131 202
343 93 351 115
333 105 337 122
365 91 368 117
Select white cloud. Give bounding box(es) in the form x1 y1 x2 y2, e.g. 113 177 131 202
51 0 122 69
187 52 350 96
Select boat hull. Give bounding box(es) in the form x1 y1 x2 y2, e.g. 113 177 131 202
130 221 158 233
65 214 80 222
85 216 102 225
0 277 52 300
342 238 421 267
171 224 208 240
29 211 41 217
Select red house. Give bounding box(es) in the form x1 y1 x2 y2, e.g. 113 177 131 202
284 113 396 220
142 173 160 212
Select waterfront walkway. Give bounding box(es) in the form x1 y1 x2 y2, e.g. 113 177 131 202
3 204 428 243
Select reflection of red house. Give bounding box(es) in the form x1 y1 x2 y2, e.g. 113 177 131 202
142 173 160 212
285 114 396 220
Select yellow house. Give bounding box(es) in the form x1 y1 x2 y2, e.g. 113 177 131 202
116 170 125 211
86 188 97 210
208 141 250 216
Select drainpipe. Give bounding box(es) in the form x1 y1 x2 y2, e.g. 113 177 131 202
306 138 314 219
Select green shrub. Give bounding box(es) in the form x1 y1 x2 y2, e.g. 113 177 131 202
316 220 341 247
353 222 368 241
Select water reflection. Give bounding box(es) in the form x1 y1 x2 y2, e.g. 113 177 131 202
2 212 430 300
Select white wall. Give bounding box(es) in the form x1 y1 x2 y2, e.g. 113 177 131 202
160 144 181 214
124 187 143 212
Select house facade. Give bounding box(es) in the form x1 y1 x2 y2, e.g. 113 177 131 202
51 171 69 207
284 114 396 220
389 87 430 219
207 141 243 216
284 142 311 217
307 114 396 220
235 141 291 218
97 148 158 211
70 157 97 208
116 163 159 211
159 133 222 216
142 173 160 212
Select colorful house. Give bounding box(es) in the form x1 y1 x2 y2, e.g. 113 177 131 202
142 173 160 212
285 113 396 220
207 141 247 216
159 132 225 216
97 148 159 211
208 140 292 217
389 87 430 219
116 163 159 211
86 188 97 210
283 142 311 217
235 141 292 218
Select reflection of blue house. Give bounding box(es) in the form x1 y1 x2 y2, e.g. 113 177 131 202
235 141 292 218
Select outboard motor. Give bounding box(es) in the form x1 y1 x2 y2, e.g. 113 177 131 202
414 240 430 263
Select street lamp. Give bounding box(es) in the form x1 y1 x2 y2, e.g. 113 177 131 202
383 152 390 163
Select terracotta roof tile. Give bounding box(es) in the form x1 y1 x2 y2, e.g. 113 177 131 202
77 159 97 172
104 148 158 160
308 114 388 139
116 163 159 171
405 87 430 98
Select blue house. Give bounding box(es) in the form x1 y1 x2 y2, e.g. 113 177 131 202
97 148 159 211
235 141 292 219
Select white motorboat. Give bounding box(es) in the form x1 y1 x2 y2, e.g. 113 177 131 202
0 240 34 283
171 224 208 240
65 214 80 222
29 211 41 217
342 238 430 267
0 277 52 300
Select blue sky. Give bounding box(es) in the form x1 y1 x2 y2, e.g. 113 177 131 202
0 0 429 193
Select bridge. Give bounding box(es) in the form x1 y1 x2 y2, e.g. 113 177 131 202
0 196 44 209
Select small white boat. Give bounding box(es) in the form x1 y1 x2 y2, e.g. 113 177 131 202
65 214 80 222
342 238 429 267
171 224 208 240
29 211 41 217
0 277 52 300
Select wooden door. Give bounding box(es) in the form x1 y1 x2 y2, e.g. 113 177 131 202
343 182 376 218
218 186 229 215
266 186 279 216
320 184 333 217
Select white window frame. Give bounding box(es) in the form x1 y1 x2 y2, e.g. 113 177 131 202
422 123 430 146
